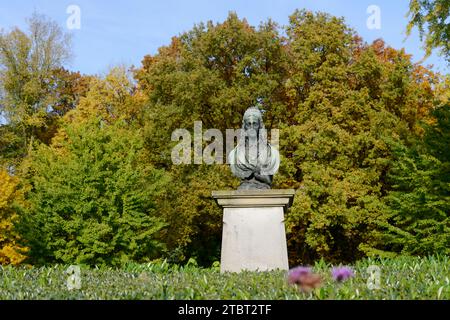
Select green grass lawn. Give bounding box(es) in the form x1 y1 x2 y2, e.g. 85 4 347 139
1 255 449 299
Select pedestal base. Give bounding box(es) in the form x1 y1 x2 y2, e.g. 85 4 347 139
212 189 295 273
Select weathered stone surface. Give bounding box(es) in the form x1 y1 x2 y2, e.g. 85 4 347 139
212 189 295 273
212 189 295 212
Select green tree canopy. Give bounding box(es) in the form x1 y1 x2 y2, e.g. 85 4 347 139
134 12 289 264
17 68 170 266
135 11 441 264
0 9 446 267
383 104 450 255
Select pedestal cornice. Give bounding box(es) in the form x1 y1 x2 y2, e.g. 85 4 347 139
212 189 295 213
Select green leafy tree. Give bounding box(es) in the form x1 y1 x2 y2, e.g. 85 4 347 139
407 0 450 61
383 105 450 255
17 68 169 266
280 12 439 264
18 118 169 266
135 11 441 264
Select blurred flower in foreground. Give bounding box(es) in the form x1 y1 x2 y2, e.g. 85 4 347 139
331 266 354 282
287 266 311 284
288 266 322 292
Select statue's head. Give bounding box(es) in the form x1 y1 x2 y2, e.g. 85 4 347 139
242 106 264 138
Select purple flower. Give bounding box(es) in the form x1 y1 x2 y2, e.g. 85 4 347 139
287 266 312 285
331 266 354 282
287 266 322 292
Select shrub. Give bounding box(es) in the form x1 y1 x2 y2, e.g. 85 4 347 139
17 118 170 266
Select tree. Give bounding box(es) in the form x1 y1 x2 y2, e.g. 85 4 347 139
135 12 288 264
18 118 169 266
407 0 450 62
17 68 170 266
65 66 145 128
0 170 28 265
135 11 441 265
0 13 83 167
383 105 450 255
280 11 439 264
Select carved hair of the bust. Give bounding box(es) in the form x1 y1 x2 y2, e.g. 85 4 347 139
242 106 265 129
240 106 268 147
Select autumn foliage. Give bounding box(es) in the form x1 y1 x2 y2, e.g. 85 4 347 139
0 170 27 265
0 10 448 266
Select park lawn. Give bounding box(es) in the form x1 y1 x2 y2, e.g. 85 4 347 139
0 255 449 299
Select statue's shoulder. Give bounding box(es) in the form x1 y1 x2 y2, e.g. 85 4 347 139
228 145 238 164
269 144 280 155
268 144 280 166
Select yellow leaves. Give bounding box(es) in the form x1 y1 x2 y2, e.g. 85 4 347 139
61 66 147 127
0 244 28 265
0 169 28 265
0 170 20 211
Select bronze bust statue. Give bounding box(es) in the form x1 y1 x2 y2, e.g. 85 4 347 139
228 106 280 190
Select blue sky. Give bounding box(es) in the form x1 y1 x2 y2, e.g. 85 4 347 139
0 0 448 75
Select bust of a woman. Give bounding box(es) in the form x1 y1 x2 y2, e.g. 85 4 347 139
228 106 280 190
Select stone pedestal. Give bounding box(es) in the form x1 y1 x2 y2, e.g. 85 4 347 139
212 189 295 273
